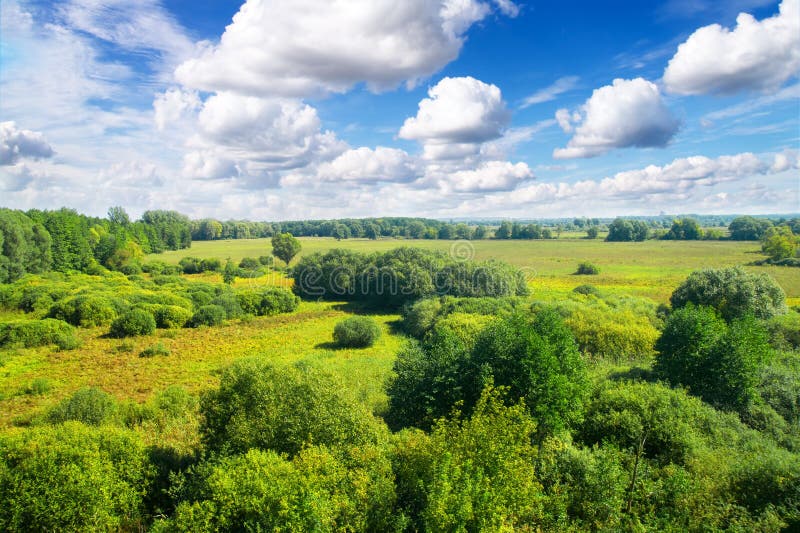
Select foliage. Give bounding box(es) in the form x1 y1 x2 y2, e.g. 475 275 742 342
200 358 386 456
109 308 157 338
606 218 649 242
333 316 381 347
0 318 78 350
49 294 119 327
401 295 522 339
162 444 397 532
271 232 302 265
758 352 800 426
654 305 772 411
573 283 601 296
762 225 798 261
188 305 226 327
0 422 153 532
729 215 773 240
0 208 52 283
766 310 800 350
662 217 702 240
48 387 119 426
152 305 192 329
236 287 299 317
670 266 787 320
586 226 599 239
293 247 528 307
140 342 171 358
575 261 600 275
392 388 545 531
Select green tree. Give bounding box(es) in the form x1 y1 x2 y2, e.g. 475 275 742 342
663 217 702 240
200 358 385 456
729 216 773 240
495 221 513 239
107 206 130 227
670 266 786 320
331 223 351 240
0 208 51 282
761 226 798 261
654 305 772 411
222 258 236 284
271 232 301 265
586 226 599 239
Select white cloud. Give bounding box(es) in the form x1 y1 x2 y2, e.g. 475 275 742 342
399 76 511 160
0 122 54 165
520 76 579 108
153 89 201 131
663 0 800 95
175 0 517 98
431 160 533 192
553 78 680 159
283 146 419 186
182 151 239 180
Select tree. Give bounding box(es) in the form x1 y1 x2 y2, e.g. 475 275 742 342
729 216 773 240
107 206 130 227
495 221 513 239
606 218 648 242
761 226 798 261
331 223 350 240
654 305 771 411
670 266 786 321
365 223 381 240
271 232 301 265
0 208 52 282
222 258 236 284
586 226 599 239
663 218 702 240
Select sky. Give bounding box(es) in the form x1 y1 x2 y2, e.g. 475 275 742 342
0 0 798 221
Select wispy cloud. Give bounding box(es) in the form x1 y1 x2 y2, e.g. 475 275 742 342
519 76 579 108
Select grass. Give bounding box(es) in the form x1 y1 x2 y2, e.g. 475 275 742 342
151 237 799 303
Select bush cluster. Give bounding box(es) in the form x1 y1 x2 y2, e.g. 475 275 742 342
0 318 78 350
109 308 156 338
575 261 600 275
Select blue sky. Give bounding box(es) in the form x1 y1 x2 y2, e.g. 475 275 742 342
0 0 797 220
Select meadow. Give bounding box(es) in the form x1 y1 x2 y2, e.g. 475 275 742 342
155 236 800 304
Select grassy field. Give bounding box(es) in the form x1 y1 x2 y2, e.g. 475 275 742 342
153 237 799 304
1 236 795 431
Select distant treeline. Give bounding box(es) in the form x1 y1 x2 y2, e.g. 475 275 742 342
0 207 190 283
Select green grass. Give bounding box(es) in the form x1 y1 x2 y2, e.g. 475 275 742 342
151 237 798 303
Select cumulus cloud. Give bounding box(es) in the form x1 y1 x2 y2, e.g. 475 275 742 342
663 0 800 95
399 76 511 160
0 122 55 165
153 88 200 131
175 0 517 98
430 160 533 192
281 147 419 186
520 76 579 108
553 78 680 159
182 151 239 180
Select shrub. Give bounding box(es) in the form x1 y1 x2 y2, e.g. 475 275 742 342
758 352 800 426
0 422 153 532
766 310 800 350
670 266 786 321
48 387 118 426
210 292 243 319
401 296 522 339
238 256 261 270
259 287 299 315
654 305 772 411
573 284 600 296
152 305 192 329
188 305 226 327
200 258 222 272
25 377 53 396
178 256 202 274
333 316 381 348
575 261 600 275
139 342 170 358
49 294 118 327
109 308 156 338
0 319 78 350
200 358 385 456
258 255 273 266
564 306 659 361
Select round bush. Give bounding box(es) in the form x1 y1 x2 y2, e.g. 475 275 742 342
210 293 243 319
333 316 381 348
575 262 600 275
573 284 601 296
49 295 117 327
152 305 192 329
0 319 78 350
259 288 300 315
189 305 227 327
109 308 156 338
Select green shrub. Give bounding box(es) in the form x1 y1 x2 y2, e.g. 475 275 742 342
766 311 800 350
188 305 226 327
200 358 386 456
573 284 601 296
200 258 222 272
178 256 203 274
0 319 78 350
575 261 600 275
109 308 156 338
0 422 153 532
210 292 243 319
758 352 800 426
670 266 786 321
48 387 118 426
238 257 261 270
333 316 381 348
258 255 273 266
401 296 521 339
49 294 118 327
153 386 197 419
259 287 299 315
139 342 170 358
25 377 53 396
152 305 192 329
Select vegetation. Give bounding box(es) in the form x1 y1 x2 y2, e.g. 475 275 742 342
575 261 600 275
333 316 381 347
109 308 157 338
271 232 302 265
1 209 799 531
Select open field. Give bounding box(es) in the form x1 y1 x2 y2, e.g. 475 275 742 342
152 237 799 304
